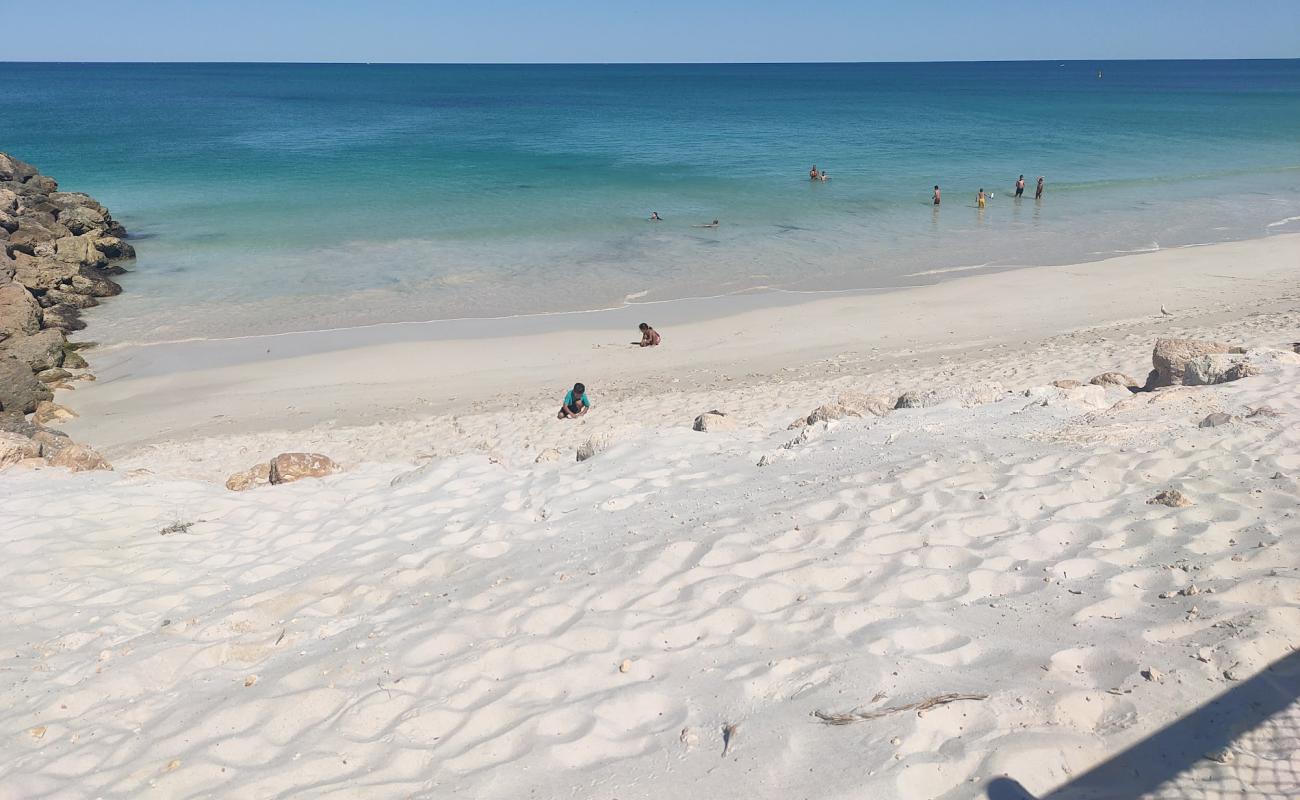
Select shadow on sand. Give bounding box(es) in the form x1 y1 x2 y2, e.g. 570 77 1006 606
987 648 1300 799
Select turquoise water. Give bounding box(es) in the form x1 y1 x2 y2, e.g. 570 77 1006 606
3 61 1299 345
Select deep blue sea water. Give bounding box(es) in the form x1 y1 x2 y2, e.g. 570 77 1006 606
3 61 1299 344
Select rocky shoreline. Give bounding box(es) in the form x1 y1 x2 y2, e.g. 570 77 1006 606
0 152 133 470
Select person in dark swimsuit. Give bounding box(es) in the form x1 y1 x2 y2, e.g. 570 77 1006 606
1035 176 1044 200
1015 175 1025 198
933 185 941 205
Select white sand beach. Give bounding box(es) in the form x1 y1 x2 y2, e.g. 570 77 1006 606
3 235 1300 798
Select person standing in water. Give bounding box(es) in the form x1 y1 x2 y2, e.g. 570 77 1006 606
810 165 820 180
1015 175 1025 198
932 185 941 205
1035 176 1045 200
977 188 986 209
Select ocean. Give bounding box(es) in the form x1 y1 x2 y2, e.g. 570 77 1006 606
3 60 1299 346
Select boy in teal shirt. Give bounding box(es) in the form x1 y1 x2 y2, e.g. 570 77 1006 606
557 382 590 419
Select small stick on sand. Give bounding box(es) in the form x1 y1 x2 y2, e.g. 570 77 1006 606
813 693 988 725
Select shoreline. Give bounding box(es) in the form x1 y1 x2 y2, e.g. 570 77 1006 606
60 233 1300 473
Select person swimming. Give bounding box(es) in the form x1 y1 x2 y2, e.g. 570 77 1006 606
809 165 820 180
633 322 661 347
977 188 986 209
932 185 941 205
649 211 662 221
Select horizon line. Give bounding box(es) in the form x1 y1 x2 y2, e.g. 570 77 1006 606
2 57 1298 66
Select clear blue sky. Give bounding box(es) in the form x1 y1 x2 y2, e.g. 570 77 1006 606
5 0 1298 63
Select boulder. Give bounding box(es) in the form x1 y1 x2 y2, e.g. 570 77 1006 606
92 236 135 260
1198 412 1234 428
0 282 42 339
0 185 19 212
41 304 85 331
894 390 927 409
1051 379 1082 389
0 153 40 183
35 367 71 383
1089 371 1140 389
1 328 66 371
24 175 58 194
693 410 737 432
54 235 107 268
0 410 39 437
47 443 110 472
47 191 106 213
1183 354 1259 386
32 401 77 426
68 271 122 298
31 428 72 457
226 463 272 491
57 206 107 236
42 289 98 309
1148 338 1243 388
12 252 79 290
0 210 17 233
268 452 340 485
61 349 88 369
0 355 52 412
0 431 42 468
576 434 611 462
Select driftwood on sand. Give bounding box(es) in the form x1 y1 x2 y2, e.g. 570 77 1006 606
813 693 989 725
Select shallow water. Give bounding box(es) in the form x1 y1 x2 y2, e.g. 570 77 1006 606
4 60 1299 345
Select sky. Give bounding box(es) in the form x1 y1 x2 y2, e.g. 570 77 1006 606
3 0 1298 63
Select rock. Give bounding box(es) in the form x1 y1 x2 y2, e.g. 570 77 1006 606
0 282 42 339
533 448 561 463
1204 748 1234 764
576 434 611 462
40 304 85 332
268 452 340 485
1089 371 1139 389
895 390 926 409
1149 338 1242 388
11 251 79 291
897 383 1005 410
618 659 632 674
1148 489 1193 508
0 355 52 412
68 271 122 298
801 393 893 426
0 410 39 437
1141 666 1163 682
47 443 110 472
756 453 775 467
1 328 66 371
23 175 57 194
693 410 737 432
0 431 42 468
1198 412 1234 429
61 349 88 369
32 401 77 426
0 153 40 183
1051 379 1081 389
93 236 135 260
1183 354 1259 386
31 428 72 457
226 463 272 491
1247 406 1278 418
54 235 107 268
42 289 99 309
57 206 107 236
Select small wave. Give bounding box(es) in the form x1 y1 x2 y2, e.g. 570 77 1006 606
903 263 996 277
623 290 649 301
1265 215 1300 229
1086 243 1160 256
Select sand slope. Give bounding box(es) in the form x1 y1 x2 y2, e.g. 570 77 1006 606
4 325 1299 798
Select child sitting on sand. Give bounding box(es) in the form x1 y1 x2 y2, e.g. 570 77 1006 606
634 323 661 347
557 382 591 419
